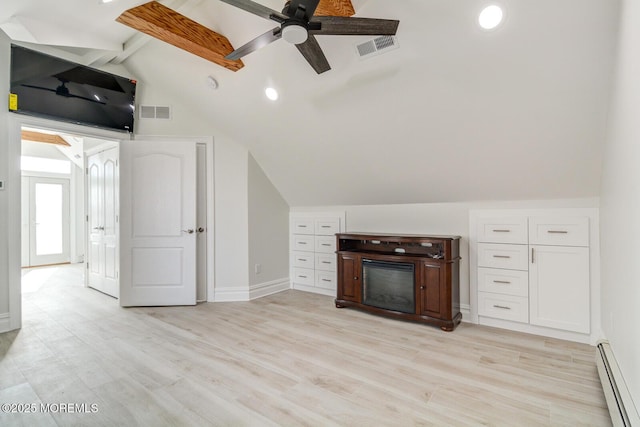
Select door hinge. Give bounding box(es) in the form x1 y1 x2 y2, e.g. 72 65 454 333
86 215 89 222
86 168 89 175
86 263 89 269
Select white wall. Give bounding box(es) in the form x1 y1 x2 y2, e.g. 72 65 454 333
600 0 640 410
293 197 599 310
248 154 289 286
0 32 10 318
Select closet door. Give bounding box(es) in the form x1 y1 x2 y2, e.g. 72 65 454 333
87 147 119 298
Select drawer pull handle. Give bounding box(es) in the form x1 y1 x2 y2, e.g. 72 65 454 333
322 261 331 264
322 279 331 282
547 230 568 234
298 225 307 228
493 280 511 284
493 255 511 259
298 242 307 245
321 225 332 228
322 243 331 246
493 229 511 233
493 305 512 310
299 275 307 279
297 258 307 262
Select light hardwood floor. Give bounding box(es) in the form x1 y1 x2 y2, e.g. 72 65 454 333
1 264 611 426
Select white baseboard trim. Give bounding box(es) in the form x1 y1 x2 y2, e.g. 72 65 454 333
213 287 250 302
214 278 290 302
459 304 471 323
249 278 290 300
0 313 11 334
478 316 592 344
596 341 640 427
291 283 336 297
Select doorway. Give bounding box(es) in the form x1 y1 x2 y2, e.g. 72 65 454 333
21 176 70 267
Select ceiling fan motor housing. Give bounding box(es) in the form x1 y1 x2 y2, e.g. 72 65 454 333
281 20 309 44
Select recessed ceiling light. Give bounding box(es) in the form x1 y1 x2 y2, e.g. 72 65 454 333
479 5 504 30
265 87 278 101
99 0 115 4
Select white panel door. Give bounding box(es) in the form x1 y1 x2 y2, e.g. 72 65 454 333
87 147 119 298
529 245 590 333
196 143 207 302
119 140 197 306
21 176 29 267
27 177 70 267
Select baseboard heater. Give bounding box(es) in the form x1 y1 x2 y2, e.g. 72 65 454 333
596 341 640 426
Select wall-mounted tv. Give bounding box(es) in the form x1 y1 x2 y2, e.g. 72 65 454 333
9 45 137 133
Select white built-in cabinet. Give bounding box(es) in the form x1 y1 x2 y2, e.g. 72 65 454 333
471 209 599 344
290 212 345 296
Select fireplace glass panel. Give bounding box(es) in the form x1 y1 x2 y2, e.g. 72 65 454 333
362 259 415 314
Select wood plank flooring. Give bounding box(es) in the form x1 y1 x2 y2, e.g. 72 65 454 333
1 264 611 426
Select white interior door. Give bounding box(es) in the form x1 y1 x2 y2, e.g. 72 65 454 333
119 140 197 307
27 177 70 267
196 143 207 302
87 147 119 298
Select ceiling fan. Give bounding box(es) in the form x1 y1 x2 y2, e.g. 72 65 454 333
220 0 400 74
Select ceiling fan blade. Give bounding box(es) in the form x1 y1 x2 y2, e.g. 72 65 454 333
226 27 282 60
116 1 243 71
286 0 320 20
219 0 288 23
310 16 399 36
295 35 331 74
314 0 355 17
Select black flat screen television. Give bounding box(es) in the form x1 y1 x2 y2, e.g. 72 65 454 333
9 45 137 133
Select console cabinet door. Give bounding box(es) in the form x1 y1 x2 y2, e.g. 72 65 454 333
419 262 442 318
338 253 361 302
529 245 590 333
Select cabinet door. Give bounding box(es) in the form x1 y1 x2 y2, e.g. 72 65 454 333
529 245 590 333
419 262 442 318
337 253 361 302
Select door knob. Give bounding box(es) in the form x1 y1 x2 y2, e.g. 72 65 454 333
197 227 205 233
93 226 105 230
182 229 195 234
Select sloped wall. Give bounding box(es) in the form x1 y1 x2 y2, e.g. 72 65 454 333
248 154 289 287
600 0 640 411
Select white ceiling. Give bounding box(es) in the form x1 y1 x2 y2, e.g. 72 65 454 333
2 0 621 206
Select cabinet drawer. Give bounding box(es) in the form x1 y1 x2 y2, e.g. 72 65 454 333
478 292 529 323
477 243 528 270
292 252 314 269
293 235 314 251
477 216 528 244
291 218 314 235
315 253 336 272
315 236 336 254
292 268 315 286
478 268 528 297
529 216 589 247
315 270 337 290
315 218 340 235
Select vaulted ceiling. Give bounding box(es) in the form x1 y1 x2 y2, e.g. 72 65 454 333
1 0 621 206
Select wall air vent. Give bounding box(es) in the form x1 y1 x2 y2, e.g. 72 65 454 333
356 36 399 59
140 105 172 120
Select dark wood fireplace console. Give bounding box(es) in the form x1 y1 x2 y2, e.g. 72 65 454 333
335 233 462 331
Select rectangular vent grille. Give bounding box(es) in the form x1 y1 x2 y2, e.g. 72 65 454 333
356 36 399 59
140 105 172 120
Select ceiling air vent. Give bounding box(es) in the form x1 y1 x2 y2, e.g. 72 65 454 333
356 35 399 59
140 105 172 120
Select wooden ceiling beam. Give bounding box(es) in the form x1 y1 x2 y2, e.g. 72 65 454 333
116 1 243 72
21 130 70 147
314 0 355 17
